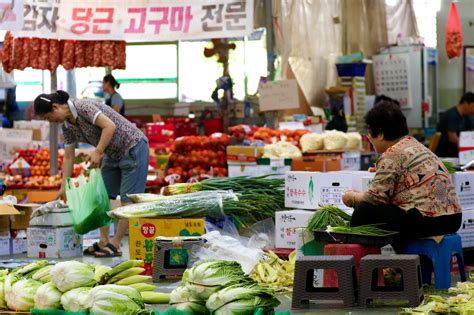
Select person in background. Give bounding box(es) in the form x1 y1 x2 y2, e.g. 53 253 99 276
103 74 125 116
342 100 461 241
33 90 148 257
436 92 474 157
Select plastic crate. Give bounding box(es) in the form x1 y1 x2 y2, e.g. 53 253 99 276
145 123 175 144
336 63 367 77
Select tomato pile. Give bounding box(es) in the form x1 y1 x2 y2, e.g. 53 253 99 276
167 135 229 182
29 149 64 177
229 125 310 145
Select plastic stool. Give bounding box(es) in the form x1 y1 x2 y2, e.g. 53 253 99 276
323 244 382 287
359 255 424 307
292 255 357 309
402 234 466 289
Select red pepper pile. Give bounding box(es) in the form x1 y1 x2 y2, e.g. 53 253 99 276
167 135 229 182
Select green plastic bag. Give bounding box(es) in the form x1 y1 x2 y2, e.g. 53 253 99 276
66 169 112 235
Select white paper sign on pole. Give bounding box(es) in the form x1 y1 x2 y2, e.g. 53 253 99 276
0 0 24 31
259 80 300 112
11 0 253 41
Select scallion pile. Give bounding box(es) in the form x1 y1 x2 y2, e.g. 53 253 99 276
306 205 352 231
326 224 394 236
162 175 285 195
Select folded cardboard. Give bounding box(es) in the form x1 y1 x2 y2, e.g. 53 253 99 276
27 226 82 258
452 172 474 211
275 210 314 249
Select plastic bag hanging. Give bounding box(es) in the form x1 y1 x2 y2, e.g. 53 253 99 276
445 1 463 60
65 169 112 234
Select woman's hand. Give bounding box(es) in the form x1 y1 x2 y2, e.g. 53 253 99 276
55 184 66 201
342 191 356 207
343 190 365 208
86 149 104 168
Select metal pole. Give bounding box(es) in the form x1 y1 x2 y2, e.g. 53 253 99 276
265 0 275 81
49 71 58 176
264 0 277 128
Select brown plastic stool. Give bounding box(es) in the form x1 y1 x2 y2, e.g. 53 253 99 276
152 237 203 282
292 255 357 309
358 254 424 307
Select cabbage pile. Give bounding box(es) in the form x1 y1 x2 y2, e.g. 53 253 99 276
0 259 168 314
170 260 280 314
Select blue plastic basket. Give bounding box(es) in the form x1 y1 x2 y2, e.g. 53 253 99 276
336 63 367 77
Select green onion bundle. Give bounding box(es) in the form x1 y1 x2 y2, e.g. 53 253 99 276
162 175 284 196
326 224 394 236
306 205 352 231
442 160 457 174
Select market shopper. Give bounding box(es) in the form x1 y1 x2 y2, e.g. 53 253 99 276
436 92 474 157
103 74 125 116
34 90 149 257
342 100 461 240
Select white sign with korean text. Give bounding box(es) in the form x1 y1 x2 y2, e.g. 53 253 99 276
12 0 253 41
259 80 300 112
0 0 24 31
459 132 474 165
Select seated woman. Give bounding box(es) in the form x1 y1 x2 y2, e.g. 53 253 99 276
342 101 461 240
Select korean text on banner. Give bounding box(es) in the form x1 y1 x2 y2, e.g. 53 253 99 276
11 0 254 41
0 0 24 31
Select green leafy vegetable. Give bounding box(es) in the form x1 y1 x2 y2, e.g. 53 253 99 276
307 205 351 231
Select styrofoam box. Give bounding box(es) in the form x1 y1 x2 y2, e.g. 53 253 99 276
285 171 354 213
342 152 361 170
459 132 474 165
27 226 83 258
452 172 474 211
228 162 259 177
11 237 27 254
0 237 10 256
275 210 314 249
83 222 116 240
458 210 474 248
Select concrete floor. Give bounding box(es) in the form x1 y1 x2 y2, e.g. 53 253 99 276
2 237 466 315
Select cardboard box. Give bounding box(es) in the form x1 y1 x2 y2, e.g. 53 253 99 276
458 210 474 248
292 156 342 172
285 171 353 213
10 207 34 230
14 120 50 141
27 226 83 258
257 158 291 179
0 216 9 233
226 146 263 163
341 171 376 192
228 162 259 177
459 132 474 164
11 237 27 255
275 210 314 248
128 218 205 266
452 172 474 210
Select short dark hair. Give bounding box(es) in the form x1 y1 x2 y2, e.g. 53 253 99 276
34 90 70 115
374 94 400 107
365 100 409 141
460 92 474 104
103 74 120 89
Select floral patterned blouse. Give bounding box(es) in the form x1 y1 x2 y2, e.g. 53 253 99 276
62 98 145 160
362 136 461 217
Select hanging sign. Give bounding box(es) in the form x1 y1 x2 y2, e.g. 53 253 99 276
0 0 24 31
11 0 253 41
